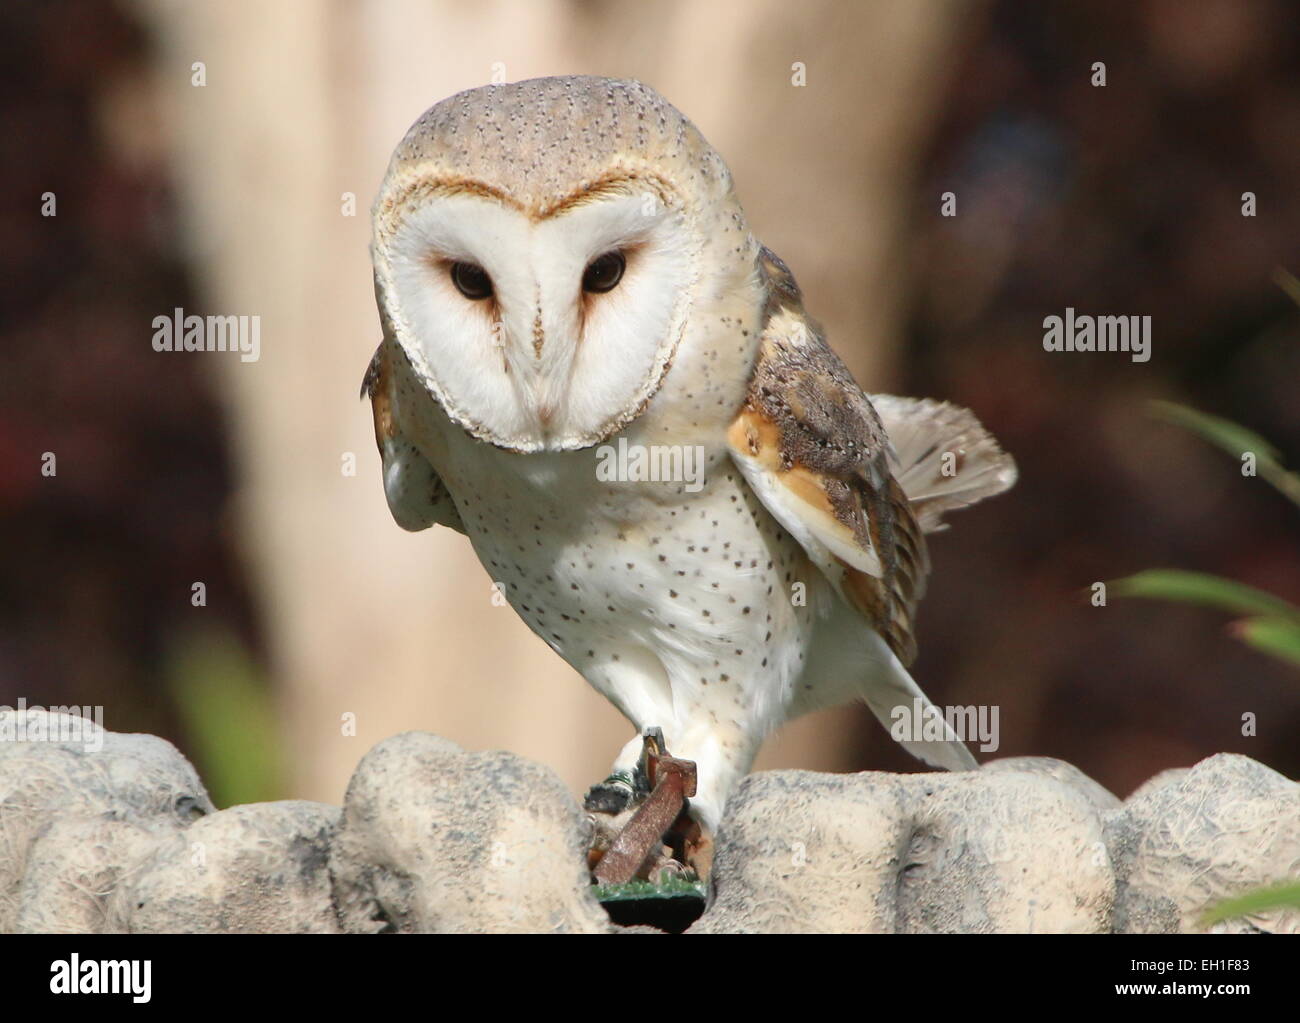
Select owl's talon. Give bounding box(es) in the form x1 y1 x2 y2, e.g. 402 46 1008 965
588 731 715 885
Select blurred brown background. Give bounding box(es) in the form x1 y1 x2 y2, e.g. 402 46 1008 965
3 0 1298 808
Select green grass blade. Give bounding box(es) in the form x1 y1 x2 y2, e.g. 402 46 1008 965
1150 400 1300 508
1273 266 1300 308
1149 400 1281 462
1201 879 1300 927
1231 617 1300 667
1108 569 1300 622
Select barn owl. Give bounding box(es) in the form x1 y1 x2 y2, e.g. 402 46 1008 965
363 76 1016 834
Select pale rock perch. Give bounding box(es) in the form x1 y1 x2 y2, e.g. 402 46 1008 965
362 76 1017 834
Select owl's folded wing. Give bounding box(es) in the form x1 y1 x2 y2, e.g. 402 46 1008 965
361 340 466 535
726 249 928 665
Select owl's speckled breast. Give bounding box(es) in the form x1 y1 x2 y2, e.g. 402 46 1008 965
416 384 823 746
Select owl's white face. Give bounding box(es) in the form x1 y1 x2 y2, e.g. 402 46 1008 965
380 182 698 452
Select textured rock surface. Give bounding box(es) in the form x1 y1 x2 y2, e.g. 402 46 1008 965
1106 754 1300 934
329 731 610 933
107 801 342 934
0 710 213 933
691 765 1114 933
1 710 1296 933
15 817 167 934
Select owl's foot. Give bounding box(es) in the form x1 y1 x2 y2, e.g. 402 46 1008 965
587 728 712 885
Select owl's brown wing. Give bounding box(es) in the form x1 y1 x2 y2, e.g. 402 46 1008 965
362 339 466 535
726 248 929 665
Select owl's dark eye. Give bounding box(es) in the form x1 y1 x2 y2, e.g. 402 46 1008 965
450 261 493 300
582 251 626 294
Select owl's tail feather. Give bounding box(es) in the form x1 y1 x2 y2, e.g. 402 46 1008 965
870 395 1017 535
862 642 979 771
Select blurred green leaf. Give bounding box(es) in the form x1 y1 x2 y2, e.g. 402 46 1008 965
1126 280 1300 677
1231 617 1300 668
1273 266 1300 308
1201 879 1300 927
1109 569 1300 622
164 627 283 808
1150 400 1300 508
1150 400 1281 462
